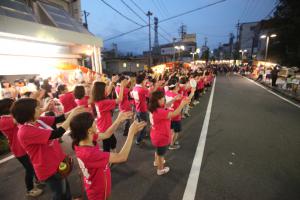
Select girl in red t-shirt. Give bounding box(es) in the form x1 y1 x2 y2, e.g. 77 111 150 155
91 79 127 152
70 112 146 200
148 91 190 175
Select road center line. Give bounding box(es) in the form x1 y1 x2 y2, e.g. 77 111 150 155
0 155 15 165
182 77 216 200
245 77 300 109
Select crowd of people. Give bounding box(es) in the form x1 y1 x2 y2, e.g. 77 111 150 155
0 65 215 200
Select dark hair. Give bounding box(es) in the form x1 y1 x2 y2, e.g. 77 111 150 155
168 78 178 90
179 77 187 84
70 112 94 149
11 98 38 124
117 75 128 83
0 98 14 116
1 80 11 88
136 74 145 84
57 84 67 95
74 85 85 100
148 91 164 113
92 82 106 102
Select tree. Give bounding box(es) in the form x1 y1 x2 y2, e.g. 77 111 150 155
264 0 300 66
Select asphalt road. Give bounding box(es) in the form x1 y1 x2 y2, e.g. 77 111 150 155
0 75 299 200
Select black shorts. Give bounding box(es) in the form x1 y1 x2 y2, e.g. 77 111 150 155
171 120 182 133
156 146 168 156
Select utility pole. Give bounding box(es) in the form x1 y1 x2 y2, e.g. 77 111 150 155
173 38 176 61
83 10 90 29
235 20 240 62
146 11 153 68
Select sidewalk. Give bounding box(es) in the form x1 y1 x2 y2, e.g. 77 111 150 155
246 74 300 103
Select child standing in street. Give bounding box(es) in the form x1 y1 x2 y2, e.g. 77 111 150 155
149 91 190 175
70 112 146 200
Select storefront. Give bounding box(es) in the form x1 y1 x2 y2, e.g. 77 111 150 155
0 0 103 78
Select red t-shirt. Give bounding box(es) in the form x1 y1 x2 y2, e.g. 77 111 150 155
132 85 149 113
179 84 189 97
0 116 26 157
17 117 66 181
150 108 171 147
115 86 131 112
197 78 205 90
95 99 116 132
75 96 89 108
75 144 111 200
59 92 77 113
165 90 182 121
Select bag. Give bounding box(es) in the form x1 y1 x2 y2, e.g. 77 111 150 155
57 156 73 178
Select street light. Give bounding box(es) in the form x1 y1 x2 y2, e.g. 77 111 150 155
190 48 200 63
239 49 247 59
174 45 185 61
260 33 277 61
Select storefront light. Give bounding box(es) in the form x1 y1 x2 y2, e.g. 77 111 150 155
0 38 66 57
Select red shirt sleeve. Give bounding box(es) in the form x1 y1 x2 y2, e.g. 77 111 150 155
38 116 55 127
87 150 110 168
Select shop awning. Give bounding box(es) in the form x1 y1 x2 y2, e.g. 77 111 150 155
0 15 103 47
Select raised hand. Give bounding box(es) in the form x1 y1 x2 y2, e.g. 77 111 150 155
117 111 133 122
129 121 147 135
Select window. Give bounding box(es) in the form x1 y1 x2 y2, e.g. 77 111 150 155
39 1 89 34
0 0 36 22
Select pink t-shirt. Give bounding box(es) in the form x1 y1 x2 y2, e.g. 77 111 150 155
75 96 89 108
115 86 131 112
75 144 111 200
150 108 171 147
197 78 205 90
179 85 188 97
17 117 66 181
59 92 77 113
165 90 182 121
95 99 116 132
0 116 26 157
132 85 149 112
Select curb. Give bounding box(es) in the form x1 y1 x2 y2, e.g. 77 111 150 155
244 76 300 104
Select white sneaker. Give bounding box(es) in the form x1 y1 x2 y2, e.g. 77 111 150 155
157 167 170 175
26 188 43 197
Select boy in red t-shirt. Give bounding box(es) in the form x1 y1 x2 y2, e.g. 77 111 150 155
70 112 146 200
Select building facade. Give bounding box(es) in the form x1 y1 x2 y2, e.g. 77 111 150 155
0 0 103 77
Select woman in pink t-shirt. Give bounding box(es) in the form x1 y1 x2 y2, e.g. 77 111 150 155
70 112 146 200
11 98 84 200
115 76 132 136
91 79 126 152
0 98 43 197
148 91 190 175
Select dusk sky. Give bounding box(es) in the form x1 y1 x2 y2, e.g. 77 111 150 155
82 0 277 54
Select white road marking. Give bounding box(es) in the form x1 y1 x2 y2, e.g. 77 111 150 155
182 77 216 200
245 78 300 109
0 155 15 165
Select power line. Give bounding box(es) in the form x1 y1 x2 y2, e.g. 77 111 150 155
96 0 143 27
159 0 227 24
120 0 147 24
104 0 227 41
104 26 146 41
264 2 279 19
129 0 147 15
